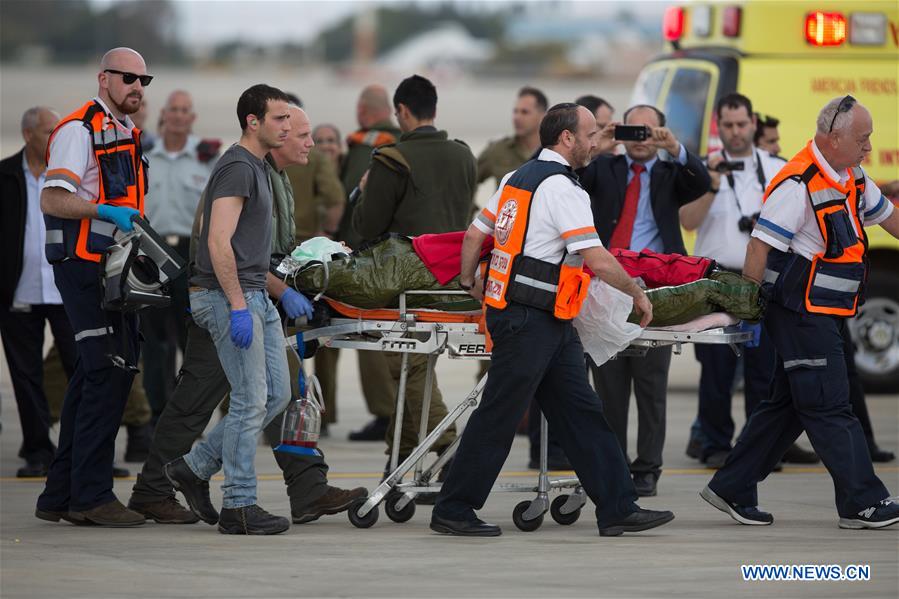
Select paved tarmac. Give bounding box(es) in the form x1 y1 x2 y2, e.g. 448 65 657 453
1 350 897 598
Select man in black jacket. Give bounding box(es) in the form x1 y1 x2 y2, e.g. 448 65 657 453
0 106 77 478
579 104 710 497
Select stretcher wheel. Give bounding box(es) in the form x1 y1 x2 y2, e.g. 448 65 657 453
385 491 416 523
512 500 544 532
347 497 379 528
550 495 581 526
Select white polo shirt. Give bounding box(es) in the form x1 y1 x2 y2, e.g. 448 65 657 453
693 148 786 270
752 140 893 261
473 148 602 262
43 97 136 203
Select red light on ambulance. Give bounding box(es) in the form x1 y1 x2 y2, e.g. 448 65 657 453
805 11 847 46
663 6 685 41
722 7 742 37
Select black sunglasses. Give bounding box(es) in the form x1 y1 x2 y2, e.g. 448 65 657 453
104 69 153 87
828 95 855 132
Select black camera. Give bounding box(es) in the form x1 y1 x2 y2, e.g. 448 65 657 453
738 212 761 233
614 125 650 142
713 161 745 172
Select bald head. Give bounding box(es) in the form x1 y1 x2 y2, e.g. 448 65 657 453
357 84 392 129
100 47 146 72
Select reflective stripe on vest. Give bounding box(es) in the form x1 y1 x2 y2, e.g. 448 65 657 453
761 142 867 317
483 158 590 320
44 100 145 264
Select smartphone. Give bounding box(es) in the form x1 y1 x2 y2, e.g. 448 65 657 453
713 161 746 172
614 125 650 142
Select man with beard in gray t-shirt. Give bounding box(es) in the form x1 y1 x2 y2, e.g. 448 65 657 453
164 84 311 535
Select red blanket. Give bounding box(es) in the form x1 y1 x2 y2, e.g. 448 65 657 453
412 232 714 289
412 231 494 285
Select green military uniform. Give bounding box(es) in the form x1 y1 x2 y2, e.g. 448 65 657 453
331 120 403 425
285 148 345 243
338 120 401 249
352 126 478 457
477 135 533 188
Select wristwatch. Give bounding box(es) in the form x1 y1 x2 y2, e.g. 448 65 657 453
460 281 474 291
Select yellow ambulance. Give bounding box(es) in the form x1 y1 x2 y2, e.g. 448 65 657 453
631 0 899 391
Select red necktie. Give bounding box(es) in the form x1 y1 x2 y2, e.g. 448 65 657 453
609 162 646 249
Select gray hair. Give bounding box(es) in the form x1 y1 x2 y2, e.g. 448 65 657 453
816 96 855 134
21 106 58 131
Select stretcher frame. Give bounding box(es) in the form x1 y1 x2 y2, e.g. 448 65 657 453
293 290 753 530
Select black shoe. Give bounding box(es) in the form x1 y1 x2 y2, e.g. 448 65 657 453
632 472 658 497
704 451 730 470
17 460 49 478
218 504 290 535
124 423 152 462
686 437 702 460
113 464 131 478
781 443 819 464
839 498 899 529
163 457 219 525
348 417 389 441
35 508 89 525
598 508 675 536
700 485 773 525
869 445 896 463
430 513 501 537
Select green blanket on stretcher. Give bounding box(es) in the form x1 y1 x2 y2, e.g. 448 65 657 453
288 236 764 324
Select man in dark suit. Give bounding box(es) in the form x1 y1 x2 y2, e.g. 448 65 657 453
579 104 710 496
0 106 77 478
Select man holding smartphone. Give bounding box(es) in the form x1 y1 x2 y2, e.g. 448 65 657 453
579 104 710 497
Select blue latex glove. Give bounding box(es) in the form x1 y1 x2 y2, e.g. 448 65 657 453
280 288 314 321
97 205 140 232
739 320 761 349
230 309 253 349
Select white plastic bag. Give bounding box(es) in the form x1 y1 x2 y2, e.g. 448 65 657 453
573 279 643 366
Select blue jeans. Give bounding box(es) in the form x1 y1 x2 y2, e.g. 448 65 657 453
183 288 291 509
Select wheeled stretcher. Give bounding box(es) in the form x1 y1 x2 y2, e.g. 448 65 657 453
291 290 753 530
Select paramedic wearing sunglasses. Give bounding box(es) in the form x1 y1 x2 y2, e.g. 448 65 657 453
432 104 675 537
35 47 152 526
701 96 899 530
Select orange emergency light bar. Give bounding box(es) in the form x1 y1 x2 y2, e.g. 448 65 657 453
805 11 847 46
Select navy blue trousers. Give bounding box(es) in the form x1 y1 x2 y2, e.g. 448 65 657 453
37 260 139 512
435 304 638 528
709 302 888 518
695 328 775 459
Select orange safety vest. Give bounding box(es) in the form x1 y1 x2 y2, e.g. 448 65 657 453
482 158 591 320
761 141 867 317
346 128 396 149
44 100 146 263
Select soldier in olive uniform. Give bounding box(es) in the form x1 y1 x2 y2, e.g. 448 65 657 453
476 86 547 189
352 75 477 467
338 84 404 442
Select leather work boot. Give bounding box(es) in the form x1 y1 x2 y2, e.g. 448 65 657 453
67 499 146 527
218 504 290 535
291 486 368 524
128 497 201 524
164 457 219 524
